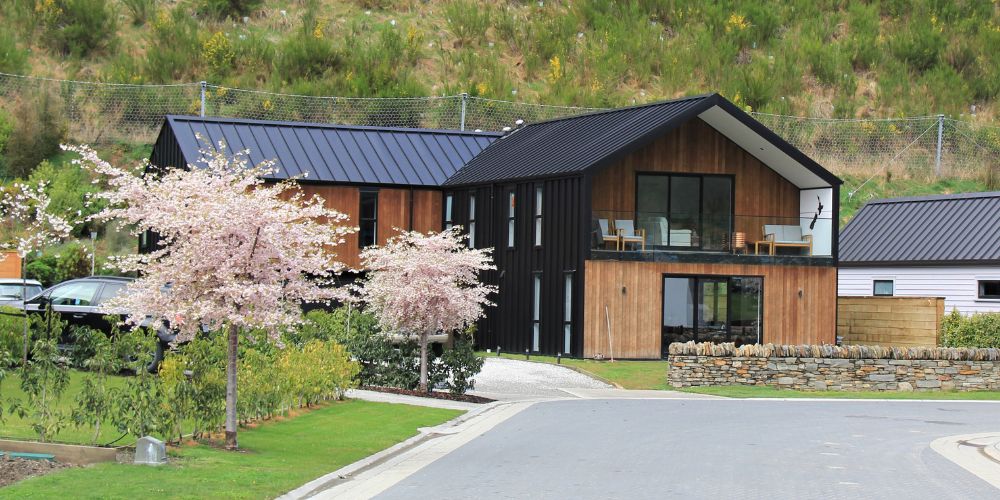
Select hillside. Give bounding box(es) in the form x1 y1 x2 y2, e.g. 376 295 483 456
1 0 998 121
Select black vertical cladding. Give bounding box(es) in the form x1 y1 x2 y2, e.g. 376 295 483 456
448 176 585 356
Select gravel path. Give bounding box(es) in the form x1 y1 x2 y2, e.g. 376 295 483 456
470 357 613 399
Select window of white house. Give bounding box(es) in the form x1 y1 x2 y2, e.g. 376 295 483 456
534 185 543 247
873 280 894 296
444 193 453 230
978 280 1000 300
507 191 516 248
563 272 572 355
468 193 476 248
532 272 541 352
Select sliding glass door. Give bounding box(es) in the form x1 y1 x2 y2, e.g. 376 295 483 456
661 275 762 356
635 174 732 251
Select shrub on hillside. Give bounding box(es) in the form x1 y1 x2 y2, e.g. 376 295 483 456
0 27 27 73
121 0 156 26
4 92 67 179
274 16 341 82
941 310 1000 348
199 0 264 19
890 18 945 73
143 6 203 83
38 0 117 57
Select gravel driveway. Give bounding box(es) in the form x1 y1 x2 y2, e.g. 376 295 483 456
470 357 613 400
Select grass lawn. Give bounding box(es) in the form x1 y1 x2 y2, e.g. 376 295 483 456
3 399 462 499
2 369 131 445
479 352 670 390
682 385 1000 400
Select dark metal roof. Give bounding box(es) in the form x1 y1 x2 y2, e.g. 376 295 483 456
162 116 500 187
443 93 841 187
840 191 1000 266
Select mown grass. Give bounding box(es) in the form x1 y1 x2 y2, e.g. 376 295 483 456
479 352 669 390
682 385 1000 400
3 399 462 499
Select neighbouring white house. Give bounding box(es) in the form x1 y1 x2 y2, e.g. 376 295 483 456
838 191 1000 315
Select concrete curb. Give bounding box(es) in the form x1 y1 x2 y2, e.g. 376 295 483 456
930 432 1000 490
278 400 520 500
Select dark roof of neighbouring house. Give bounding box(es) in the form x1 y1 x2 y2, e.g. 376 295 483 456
160 115 501 187
443 93 842 188
840 191 1000 266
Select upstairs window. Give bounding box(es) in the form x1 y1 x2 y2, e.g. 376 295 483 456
507 190 516 248
978 280 1000 300
359 189 378 248
445 193 454 230
468 193 476 248
534 185 543 247
873 280 894 297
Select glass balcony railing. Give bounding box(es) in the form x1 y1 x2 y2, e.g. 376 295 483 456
590 211 834 258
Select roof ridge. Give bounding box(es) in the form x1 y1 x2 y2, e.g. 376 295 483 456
514 92 716 129
165 115 503 137
867 190 1000 205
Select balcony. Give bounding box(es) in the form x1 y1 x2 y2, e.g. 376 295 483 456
589 211 834 265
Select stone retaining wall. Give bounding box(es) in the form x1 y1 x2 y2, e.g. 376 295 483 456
668 342 1000 392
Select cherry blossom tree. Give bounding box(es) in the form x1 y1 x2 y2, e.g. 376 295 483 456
0 181 76 365
65 142 352 450
361 228 495 392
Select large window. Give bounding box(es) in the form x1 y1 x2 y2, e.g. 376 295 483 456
979 280 1000 300
563 272 573 355
873 280 894 296
532 273 541 352
534 185 543 247
468 193 476 248
636 174 733 251
507 190 516 248
359 189 378 248
662 275 762 354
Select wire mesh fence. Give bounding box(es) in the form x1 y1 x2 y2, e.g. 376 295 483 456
1 72 998 186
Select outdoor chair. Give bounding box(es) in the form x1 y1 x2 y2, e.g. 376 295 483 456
762 224 812 255
596 219 620 250
615 219 646 251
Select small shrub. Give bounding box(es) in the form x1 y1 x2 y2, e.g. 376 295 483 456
198 0 264 19
890 18 945 73
39 0 117 57
0 27 27 73
440 329 484 394
274 16 341 82
9 309 71 443
3 91 68 179
121 0 156 25
143 6 203 83
941 309 1000 348
202 31 236 77
445 0 491 46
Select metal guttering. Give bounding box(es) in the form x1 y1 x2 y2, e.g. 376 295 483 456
162 115 501 187
443 94 713 186
839 191 1000 266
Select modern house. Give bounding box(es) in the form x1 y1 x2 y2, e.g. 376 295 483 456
839 191 1000 315
149 93 841 359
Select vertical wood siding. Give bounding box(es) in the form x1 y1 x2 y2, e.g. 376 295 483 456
0 251 21 279
584 260 837 358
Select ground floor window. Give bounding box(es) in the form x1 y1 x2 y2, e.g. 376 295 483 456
873 279 894 296
532 272 541 352
662 275 762 354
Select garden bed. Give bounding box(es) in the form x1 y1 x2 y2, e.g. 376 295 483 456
362 386 495 404
0 456 73 488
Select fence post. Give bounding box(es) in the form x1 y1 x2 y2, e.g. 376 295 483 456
935 114 944 177
200 81 207 117
460 92 468 131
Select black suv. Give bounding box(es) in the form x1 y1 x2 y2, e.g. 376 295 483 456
19 276 175 369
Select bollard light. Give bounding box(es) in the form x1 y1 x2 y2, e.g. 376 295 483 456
525 349 529 360
557 352 562 364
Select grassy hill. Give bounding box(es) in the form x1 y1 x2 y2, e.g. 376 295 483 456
1 0 998 121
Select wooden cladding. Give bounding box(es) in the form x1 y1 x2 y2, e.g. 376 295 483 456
0 251 21 279
583 260 837 359
295 185 441 269
838 297 944 348
591 118 801 241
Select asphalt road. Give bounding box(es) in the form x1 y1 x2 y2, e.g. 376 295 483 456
377 399 1000 499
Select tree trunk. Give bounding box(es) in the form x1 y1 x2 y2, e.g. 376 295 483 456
225 324 239 450
418 332 429 393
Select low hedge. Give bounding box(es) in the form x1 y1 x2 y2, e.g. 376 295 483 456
942 310 1000 349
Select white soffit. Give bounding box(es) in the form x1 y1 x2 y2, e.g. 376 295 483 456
697 106 831 189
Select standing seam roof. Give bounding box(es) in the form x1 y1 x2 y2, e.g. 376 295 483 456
163 115 500 187
840 191 1000 265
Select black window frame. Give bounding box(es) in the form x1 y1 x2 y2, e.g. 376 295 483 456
444 192 454 230
978 280 1000 300
359 188 379 248
532 271 542 352
534 184 543 248
634 173 735 251
563 271 573 355
661 273 764 355
468 192 476 248
873 279 894 297
507 189 516 249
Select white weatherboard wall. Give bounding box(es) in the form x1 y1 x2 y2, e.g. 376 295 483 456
799 187 833 256
838 266 1000 315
